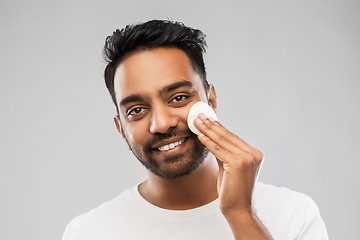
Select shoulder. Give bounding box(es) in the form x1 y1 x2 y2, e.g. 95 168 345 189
253 182 328 239
254 181 314 207
72 187 134 223
62 187 135 240
253 181 321 220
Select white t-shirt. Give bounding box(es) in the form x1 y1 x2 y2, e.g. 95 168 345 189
62 182 328 240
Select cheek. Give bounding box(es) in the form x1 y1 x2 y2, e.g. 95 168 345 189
182 105 194 127
123 122 149 145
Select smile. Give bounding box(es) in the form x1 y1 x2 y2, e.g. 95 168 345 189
158 139 186 151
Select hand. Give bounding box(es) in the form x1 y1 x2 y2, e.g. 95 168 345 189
194 113 263 215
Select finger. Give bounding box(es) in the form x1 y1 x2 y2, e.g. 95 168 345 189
198 133 259 170
195 115 239 152
197 133 233 162
196 114 262 160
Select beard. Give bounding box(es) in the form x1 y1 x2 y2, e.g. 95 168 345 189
124 128 209 179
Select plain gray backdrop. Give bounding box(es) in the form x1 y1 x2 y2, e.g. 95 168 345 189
1 0 359 239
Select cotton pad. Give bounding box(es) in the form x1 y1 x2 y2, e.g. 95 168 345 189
187 101 218 135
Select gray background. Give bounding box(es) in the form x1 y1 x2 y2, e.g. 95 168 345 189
1 0 359 239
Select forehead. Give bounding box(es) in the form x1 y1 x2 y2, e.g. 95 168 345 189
113 47 204 105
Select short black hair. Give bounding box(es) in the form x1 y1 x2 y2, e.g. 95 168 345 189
103 20 208 112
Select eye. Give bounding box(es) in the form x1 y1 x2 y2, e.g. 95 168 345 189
171 95 188 103
127 107 146 116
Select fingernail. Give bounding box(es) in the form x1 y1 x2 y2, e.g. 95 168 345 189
195 118 203 124
209 117 216 122
198 113 207 120
199 133 205 137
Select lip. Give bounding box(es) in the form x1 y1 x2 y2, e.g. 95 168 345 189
152 136 189 150
153 137 190 158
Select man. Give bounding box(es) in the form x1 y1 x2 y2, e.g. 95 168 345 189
62 20 328 239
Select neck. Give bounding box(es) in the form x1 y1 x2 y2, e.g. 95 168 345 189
138 154 219 210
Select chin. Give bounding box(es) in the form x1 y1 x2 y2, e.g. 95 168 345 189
138 136 209 179
154 155 206 179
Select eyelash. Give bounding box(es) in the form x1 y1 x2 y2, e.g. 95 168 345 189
127 107 146 116
170 94 189 103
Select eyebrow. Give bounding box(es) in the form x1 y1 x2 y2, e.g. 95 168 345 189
119 94 144 108
160 80 194 95
119 80 194 108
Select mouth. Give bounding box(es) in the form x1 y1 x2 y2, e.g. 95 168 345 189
151 136 190 152
157 138 186 151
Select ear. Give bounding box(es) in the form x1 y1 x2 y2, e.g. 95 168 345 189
114 115 132 151
114 115 125 139
207 84 217 111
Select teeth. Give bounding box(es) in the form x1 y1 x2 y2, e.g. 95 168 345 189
158 139 185 151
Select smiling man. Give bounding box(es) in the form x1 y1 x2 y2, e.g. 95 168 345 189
62 20 328 240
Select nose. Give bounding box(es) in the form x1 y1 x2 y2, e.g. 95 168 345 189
149 105 179 134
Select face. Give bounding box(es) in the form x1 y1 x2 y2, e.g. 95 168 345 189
113 47 216 179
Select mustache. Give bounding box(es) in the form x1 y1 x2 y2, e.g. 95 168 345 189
145 128 193 150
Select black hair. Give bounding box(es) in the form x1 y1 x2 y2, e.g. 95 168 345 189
103 20 208 112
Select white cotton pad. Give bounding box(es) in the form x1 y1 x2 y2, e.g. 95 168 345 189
187 101 218 135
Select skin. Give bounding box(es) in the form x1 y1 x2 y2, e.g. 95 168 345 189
113 47 273 239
